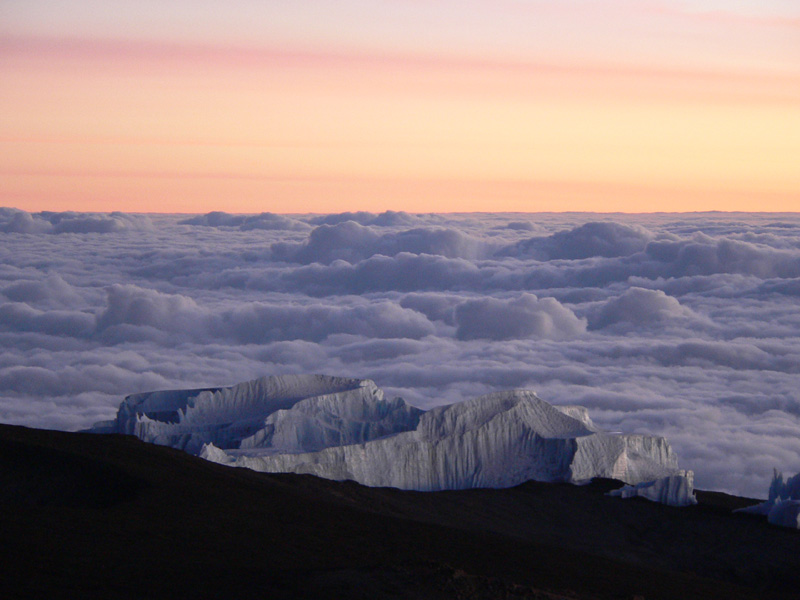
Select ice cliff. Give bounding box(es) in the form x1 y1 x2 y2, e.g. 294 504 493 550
92 374 423 455
95 374 687 501
737 469 800 529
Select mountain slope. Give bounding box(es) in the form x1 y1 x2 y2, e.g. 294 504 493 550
1 424 798 599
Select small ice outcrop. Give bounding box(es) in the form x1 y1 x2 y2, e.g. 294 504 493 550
767 500 800 529
737 469 800 529
199 443 234 465
607 470 697 507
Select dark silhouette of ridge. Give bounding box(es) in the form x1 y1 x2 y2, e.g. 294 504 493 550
1 423 797 599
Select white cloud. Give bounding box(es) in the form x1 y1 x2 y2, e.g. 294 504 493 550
0 208 153 234
181 211 310 231
2 208 800 497
273 221 489 264
589 287 700 330
503 221 654 260
95 284 436 343
454 294 587 340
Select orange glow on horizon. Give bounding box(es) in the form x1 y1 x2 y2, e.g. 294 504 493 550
2 34 799 213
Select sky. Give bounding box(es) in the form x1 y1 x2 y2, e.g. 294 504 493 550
2 1 799 212
2 207 800 498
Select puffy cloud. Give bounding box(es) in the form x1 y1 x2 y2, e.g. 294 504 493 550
643 236 800 279
307 210 441 228
0 302 94 337
0 363 170 398
649 340 799 372
0 208 153 234
95 284 435 344
1 274 84 308
272 221 381 264
273 221 487 264
502 221 536 232
1 210 800 498
271 253 487 294
48 212 153 234
96 284 205 334
181 211 310 231
589 287 699 330
757 278 800 296
454 294 587 340
502 221 654 260
399 293 462 325
0 208 53 234
214 301 435 343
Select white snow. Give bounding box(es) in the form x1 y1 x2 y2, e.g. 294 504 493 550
737 469 800 529
98 375 687 493
607 470 698 507
207 387 678 491
94 374 423 455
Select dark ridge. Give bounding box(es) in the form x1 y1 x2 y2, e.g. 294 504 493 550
0 423 797 600
0 437 147 508
694 489 764 513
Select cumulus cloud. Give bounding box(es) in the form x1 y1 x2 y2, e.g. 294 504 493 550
0 208 153 234
95 284 435 344
96 284 205 335
272 221 488 264
399 293 462 325
180 211 310 231
502 221 654 260
215 301 435 343
0 208 53 234
0 302 94 337
454 293 587 340
501 220 536 232
307 210 442 228
2 209 800 498
268 252 487 294
589 287 700 330
272 221 381 264
643 236 800 279
49 212 153 234
1 274 84 308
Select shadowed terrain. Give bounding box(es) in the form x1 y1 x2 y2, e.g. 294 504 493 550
1 423 797 599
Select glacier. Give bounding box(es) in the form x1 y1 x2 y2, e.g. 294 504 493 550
607 470 697 507
737 469 800 529
94 374 688 500
92 374 423 455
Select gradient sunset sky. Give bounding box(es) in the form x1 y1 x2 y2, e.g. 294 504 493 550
2 1 799 213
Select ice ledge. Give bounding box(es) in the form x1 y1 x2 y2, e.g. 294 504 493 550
607 470 698 507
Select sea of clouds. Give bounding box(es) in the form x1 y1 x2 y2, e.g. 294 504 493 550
1 207 799 498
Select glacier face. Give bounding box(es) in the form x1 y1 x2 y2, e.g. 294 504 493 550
202 387 679 492
97 374 684 495
95 374 423 456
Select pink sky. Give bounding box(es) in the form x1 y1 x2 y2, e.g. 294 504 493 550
2 1 799 212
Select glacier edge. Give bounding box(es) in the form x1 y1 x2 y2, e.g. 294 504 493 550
93 374 687 500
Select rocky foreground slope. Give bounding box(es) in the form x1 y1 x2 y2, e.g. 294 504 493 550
93 374 691 498
2 423 798 600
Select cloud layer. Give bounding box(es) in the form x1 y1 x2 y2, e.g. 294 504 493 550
1 208 799 498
